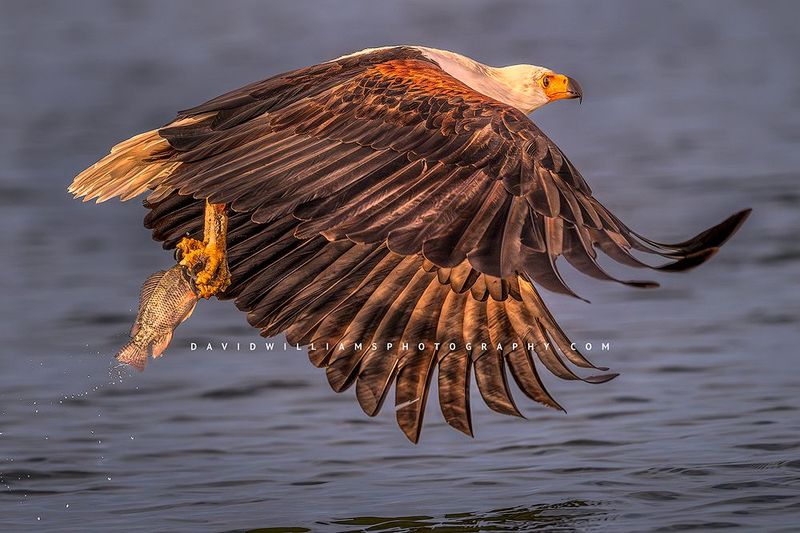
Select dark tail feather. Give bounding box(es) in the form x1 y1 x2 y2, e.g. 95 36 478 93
116 341 148 371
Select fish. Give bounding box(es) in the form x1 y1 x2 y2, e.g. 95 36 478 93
115 264 200 371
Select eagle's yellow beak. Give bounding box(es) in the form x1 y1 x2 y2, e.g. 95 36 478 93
541 73 583 103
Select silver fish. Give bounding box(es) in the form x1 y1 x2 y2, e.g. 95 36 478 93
115 264 199 371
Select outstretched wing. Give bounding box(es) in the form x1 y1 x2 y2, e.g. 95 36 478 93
71 47 750 441
144 197 624 442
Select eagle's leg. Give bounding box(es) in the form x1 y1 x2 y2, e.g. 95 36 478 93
176 199 231 299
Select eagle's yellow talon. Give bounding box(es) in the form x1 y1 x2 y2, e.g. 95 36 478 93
175 200 230 299
177 238 206 271
176 240 230 299
176 237 204 255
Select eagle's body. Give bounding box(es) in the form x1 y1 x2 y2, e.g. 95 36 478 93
69 46 749 442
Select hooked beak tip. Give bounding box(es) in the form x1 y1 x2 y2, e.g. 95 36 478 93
566 76 583 103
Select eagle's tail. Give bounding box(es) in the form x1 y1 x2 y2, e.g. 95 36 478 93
67 113 214 204
68 128 178 203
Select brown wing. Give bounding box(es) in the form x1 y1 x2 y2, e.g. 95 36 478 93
71 47 750 442
143 196 621 442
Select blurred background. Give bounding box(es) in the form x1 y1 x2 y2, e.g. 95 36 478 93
1 1 799 531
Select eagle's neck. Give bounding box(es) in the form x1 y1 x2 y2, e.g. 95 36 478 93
412 47 544 113
334 45 548 113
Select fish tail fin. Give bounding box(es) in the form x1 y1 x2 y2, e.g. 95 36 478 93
115 341 148 371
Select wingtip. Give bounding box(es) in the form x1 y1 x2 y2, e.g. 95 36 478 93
731 208 753 233
718 208 752 240
657 247 718 272
447 420 475 438
401 426 422 444
585 372 619 384
630 280 660 289
631 206 752 273
677 207 752 253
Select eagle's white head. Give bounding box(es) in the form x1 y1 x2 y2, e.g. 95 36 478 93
335 45 583 114
414 47 582 114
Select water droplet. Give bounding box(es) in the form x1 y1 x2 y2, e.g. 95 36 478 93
107 477 112 481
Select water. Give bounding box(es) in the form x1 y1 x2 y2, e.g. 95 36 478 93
2 1 799 531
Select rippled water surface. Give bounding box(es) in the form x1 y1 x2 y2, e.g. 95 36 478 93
2 1 799 531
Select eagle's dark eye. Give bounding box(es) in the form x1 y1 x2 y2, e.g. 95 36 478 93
541 75 550 88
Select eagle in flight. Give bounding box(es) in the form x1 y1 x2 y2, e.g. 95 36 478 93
69 46 750 442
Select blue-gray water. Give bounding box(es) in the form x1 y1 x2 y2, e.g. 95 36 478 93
1 1 799 531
